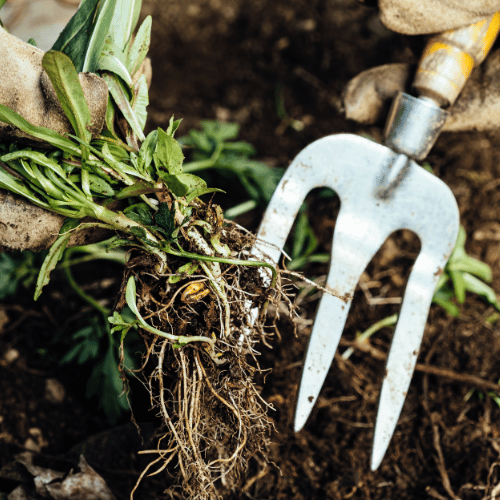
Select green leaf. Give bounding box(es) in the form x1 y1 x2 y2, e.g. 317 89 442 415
462 273 500 310
154 128 184 174
128 226 147 239
97 52 132 85
131 74 149 132
126 15 151 75
107 0 142 51
158 172 206 197
168 261 199 284
103 72 146 141
0 164 51 211
153 202 175 238
185 187 224 204
201 120 240 142
123 203 153 225
138 130 157 173
89 173 115 196
35 218 80 300
42 51 93 147
51 0 101 72
166 116 182 137
82 0 118 72
114 181 158 199
0 104 80 155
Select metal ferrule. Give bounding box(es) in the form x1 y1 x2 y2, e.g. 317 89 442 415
383 92 449 161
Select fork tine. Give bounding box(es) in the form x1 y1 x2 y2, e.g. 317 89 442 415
370 251 449 470
295 214 388 431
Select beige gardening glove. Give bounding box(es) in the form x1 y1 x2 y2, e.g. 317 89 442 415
343 0 500 132
0 26 110 251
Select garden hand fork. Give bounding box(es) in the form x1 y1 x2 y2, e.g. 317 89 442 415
252 14 500 470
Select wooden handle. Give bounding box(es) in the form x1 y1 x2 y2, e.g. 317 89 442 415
413 12 500 107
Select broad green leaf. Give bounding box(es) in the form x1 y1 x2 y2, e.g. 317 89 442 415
89 173 115 196
131 74 149 132
103 73 146 141
126 15 151 75
35 218 80 300
51 0 100 72
0 104 80 155
201 120 240 142
154 128 184 175
97 53 132 86
158 172 206 197
186 129 212 152
83 0 118 73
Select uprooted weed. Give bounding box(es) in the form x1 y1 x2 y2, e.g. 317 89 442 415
116 221 293 499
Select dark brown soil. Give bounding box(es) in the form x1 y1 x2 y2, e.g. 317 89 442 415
1 1 500 499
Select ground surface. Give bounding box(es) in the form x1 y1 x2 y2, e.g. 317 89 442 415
1 0 500 499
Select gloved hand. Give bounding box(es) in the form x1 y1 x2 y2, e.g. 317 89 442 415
343 1 500 132
0 26 108 144
0 26 110 251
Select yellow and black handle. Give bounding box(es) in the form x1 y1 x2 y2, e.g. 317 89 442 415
414 13 500 107
384 13 500 161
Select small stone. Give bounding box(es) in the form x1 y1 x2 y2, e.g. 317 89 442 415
45 378 66 404
4 349 19 364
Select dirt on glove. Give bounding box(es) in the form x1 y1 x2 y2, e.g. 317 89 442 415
0 26 108 145
379 0 500 35
343 48 500 132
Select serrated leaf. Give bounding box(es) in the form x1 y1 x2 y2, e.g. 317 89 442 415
123 203 153 225
154 128 184 175
153 202 175 238
126 15 151 75
35 218 80 300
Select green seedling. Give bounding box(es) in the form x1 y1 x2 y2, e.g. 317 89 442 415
0 250 41 299
342 225 499 361
180 120 284 215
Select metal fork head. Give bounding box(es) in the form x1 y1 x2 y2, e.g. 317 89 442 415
252 133 459 470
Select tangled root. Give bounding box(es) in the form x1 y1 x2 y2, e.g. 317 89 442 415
122 222 292 499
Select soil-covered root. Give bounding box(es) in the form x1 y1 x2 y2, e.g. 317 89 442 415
120 222 291 499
